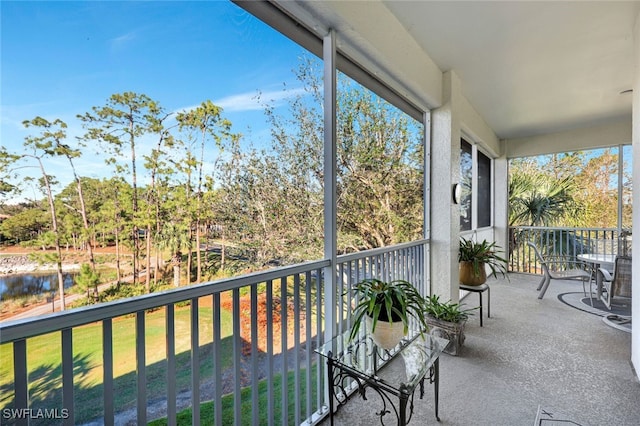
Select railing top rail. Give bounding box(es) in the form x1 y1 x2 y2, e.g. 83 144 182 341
510 226 623 232
0 258 330 344
336 239 428 263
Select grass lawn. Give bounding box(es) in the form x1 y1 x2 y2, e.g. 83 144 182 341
148 365 319 426
0 300 235 424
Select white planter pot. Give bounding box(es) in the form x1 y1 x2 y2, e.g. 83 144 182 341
365 316 405 350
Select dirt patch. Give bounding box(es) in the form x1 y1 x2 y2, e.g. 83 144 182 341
0 300 46 321
218 290 307 357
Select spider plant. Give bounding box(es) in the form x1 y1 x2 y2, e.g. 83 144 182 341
423 294 475 323
348 278 428 342
458 237 508 279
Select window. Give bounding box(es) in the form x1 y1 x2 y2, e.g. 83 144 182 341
622 145 633 230
460 138 493 231
477 150 492 228
460 140 473 231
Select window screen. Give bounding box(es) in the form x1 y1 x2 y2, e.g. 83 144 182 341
460 139 472 231
477 150 492 228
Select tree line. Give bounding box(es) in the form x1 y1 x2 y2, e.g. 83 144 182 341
0 58 425 309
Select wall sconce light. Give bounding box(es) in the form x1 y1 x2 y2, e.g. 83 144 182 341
452 183 462 204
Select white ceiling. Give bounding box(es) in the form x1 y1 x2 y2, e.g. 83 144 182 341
383 1 639 139
288 1 639 140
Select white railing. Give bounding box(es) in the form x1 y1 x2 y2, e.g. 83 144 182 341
335 240 429 337
0 240 429 426
508 226 632 273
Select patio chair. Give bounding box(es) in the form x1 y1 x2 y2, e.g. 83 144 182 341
526 242 591 299
598 255 632 310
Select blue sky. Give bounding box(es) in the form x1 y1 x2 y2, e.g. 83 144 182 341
1 1 309 200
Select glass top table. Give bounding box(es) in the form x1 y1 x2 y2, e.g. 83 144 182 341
316 330 448 425
576 253 616 268
577 253 616 301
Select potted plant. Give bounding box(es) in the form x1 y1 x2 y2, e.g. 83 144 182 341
458 237 508 286
349 278 429 350
423 294 475 355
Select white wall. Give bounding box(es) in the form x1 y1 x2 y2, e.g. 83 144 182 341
631 11 640 378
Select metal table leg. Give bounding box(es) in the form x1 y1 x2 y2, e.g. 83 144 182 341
434 358 440 421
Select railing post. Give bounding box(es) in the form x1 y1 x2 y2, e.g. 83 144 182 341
191 298 200 426
103 319 114 426
62 328 74 426
165 306 176 426
212 293 223 426
135 311 146 424
13 339 28 426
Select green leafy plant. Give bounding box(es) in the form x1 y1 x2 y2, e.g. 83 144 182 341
458 237 508 279
423 294 475 323
76 263 100 302
349 278 428 341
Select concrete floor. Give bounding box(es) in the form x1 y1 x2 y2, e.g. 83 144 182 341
320 273 639 426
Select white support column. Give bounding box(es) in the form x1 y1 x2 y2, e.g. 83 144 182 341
423 110 432 295
631 11 640 377
494 155 509 261
430 71 462 302
618 144 624 232
323 29 337 344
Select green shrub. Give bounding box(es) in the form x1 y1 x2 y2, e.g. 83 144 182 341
423 294 475 323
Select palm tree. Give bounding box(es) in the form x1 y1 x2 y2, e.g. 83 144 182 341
508 171 584 258
509 173 575 227
158 221 190 287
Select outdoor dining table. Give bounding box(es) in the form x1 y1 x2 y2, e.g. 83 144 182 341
576 253 616 300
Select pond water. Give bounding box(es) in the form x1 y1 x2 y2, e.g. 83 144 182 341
0 272 76 301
